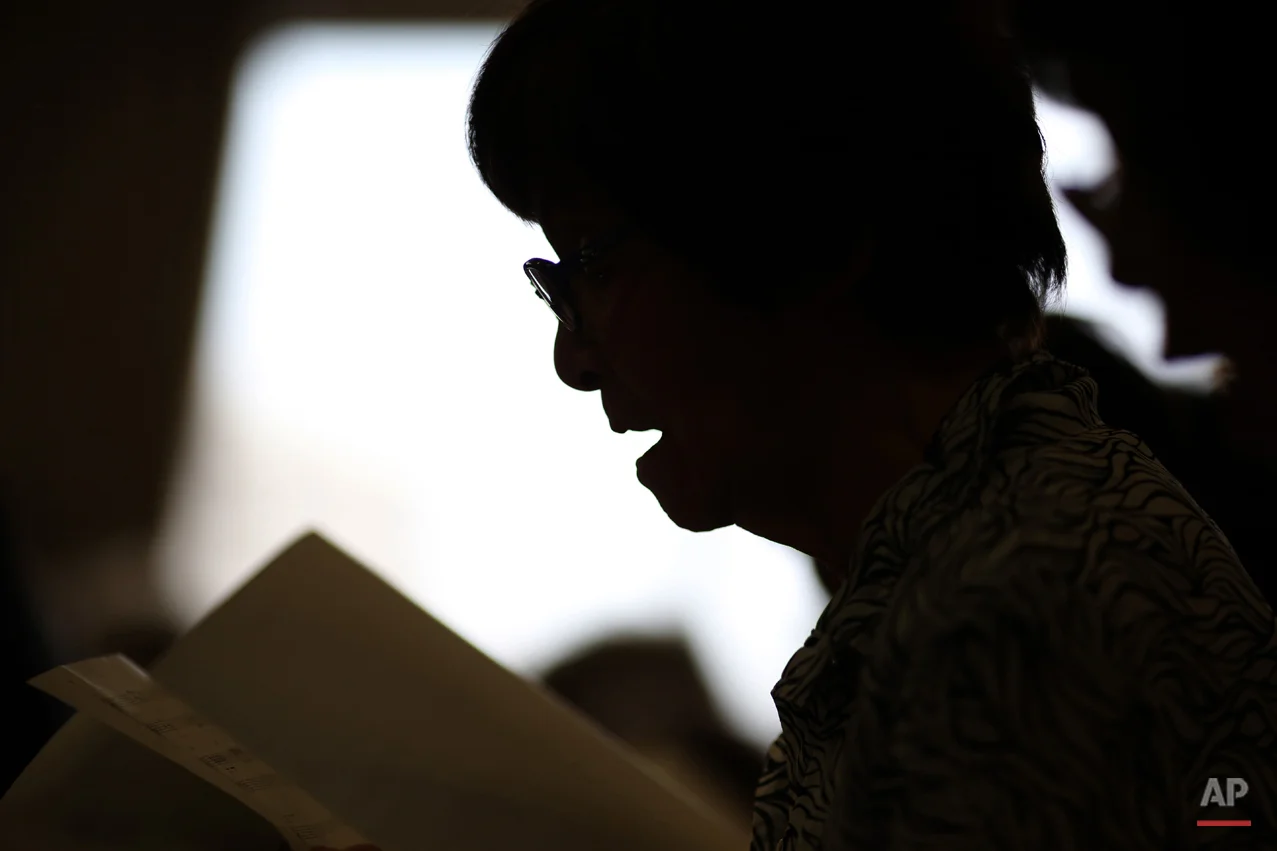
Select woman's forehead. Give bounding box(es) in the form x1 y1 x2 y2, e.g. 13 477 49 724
536 183 627 249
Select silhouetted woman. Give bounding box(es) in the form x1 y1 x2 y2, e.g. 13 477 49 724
466 1 1277 848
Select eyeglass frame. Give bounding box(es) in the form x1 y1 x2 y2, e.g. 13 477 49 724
522 226 630 333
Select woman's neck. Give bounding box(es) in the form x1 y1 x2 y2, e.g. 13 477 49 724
734 339 1003 568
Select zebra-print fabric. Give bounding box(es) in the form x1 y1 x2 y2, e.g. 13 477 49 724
751 351 1277 851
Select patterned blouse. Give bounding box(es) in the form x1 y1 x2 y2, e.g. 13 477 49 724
750 351 1277 851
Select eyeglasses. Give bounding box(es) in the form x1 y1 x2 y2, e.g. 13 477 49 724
522 228 628 333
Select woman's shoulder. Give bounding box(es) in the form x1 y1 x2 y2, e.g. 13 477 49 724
905 413 1267 622
887 445 1275 709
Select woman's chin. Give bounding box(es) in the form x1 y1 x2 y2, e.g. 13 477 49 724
636 436 733 532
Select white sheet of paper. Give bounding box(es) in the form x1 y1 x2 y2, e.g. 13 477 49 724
0 532 750 851
29 654 370 850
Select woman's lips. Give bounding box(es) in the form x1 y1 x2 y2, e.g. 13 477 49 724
610 422 661 434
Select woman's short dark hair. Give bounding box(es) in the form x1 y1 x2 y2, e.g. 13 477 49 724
468 0 1067 352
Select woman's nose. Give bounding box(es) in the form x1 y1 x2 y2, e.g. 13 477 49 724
554 323 603 392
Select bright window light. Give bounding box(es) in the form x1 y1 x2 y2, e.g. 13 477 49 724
1034 94 1220 385
155 23 1212 749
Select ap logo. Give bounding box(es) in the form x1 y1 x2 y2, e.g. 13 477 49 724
1201 777 1250 808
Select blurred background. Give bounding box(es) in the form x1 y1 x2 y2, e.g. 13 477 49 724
3 0 1264 831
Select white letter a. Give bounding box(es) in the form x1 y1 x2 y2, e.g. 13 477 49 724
1201 778 1226 807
